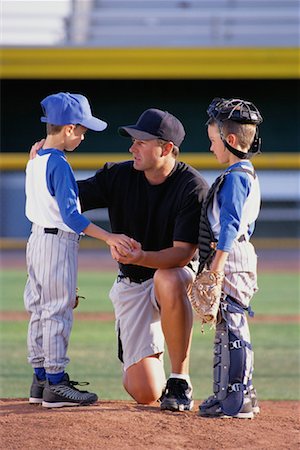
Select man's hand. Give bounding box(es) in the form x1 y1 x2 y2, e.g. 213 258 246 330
110 240 144 264
30 139 45 159
106 235 138 257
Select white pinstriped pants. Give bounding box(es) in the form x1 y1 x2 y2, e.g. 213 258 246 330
24 224 80 373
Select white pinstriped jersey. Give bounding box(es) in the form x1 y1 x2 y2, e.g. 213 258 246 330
25 149 90 234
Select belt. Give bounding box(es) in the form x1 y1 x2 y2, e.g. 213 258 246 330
117 273 153 284
43 228 81 241
32 225 81 241
44 228 59 234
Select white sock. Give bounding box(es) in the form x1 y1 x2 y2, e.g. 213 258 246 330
169 373 191 387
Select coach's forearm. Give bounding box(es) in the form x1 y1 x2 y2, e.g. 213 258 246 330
135 243 197 269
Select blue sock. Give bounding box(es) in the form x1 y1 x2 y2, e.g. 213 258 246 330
46 371 65 385
34 367 46 381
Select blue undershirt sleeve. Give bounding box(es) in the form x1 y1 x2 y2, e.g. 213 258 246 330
217 172 251 252
46 154 90 234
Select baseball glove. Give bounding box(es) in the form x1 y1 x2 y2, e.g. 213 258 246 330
73 288 86 309
189 270 224 325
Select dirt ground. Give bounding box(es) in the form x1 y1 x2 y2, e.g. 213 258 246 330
0 399 299 450
0 248 299 449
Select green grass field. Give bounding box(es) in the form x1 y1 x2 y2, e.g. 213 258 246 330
0 270 299 400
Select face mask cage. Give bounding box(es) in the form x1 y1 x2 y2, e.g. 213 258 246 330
207 98 263 124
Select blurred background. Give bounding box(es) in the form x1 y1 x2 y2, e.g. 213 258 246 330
0 0 299 250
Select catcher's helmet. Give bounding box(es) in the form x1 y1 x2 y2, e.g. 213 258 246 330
207 97 263 158
207 98 263 125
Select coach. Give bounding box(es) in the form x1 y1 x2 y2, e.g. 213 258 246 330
77 108 208 411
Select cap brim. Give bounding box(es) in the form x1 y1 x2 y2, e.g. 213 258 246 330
81 117 108 132
40 115 108 132
118 126 159 140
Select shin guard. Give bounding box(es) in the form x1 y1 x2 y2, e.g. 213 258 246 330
213 320 251 416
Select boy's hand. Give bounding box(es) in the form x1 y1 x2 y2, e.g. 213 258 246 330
30 139 45 159
73 288 86 309
110 239 143 263
107 235 138 257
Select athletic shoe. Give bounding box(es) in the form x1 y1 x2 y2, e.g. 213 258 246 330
29 374 46 404
42 373 98 408
160 378 194 412
199 394 254 419
249 386 260 415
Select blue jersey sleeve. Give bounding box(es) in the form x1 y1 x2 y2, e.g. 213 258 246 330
217 171 251 252
46 154 90 234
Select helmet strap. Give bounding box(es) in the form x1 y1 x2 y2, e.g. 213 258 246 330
219 124 261 160
223 140 249 159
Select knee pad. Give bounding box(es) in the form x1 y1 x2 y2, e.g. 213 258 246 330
213 320 252 416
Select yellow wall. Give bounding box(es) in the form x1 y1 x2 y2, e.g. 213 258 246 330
1 48 299 79
1 152 299 170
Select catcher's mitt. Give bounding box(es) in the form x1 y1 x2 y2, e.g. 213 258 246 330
189 270 224 325
73 288 86 309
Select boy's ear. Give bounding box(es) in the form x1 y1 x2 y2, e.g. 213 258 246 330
226 133 237 146
64 124 76 135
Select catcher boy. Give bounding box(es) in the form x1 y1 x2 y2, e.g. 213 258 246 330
192 98 263 419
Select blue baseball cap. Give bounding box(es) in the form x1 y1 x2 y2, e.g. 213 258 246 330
118 108 185 147
40 92 107 132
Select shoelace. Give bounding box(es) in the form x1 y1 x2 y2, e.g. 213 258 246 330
67 380 90 393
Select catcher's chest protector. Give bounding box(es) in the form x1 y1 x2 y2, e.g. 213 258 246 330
198 167 256 273
198 173 225 273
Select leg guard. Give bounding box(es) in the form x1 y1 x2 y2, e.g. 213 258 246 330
219 329 247 416
203 299 253 417
213 320 230 401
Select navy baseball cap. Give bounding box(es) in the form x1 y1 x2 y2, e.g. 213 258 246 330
40 92 107 132
118 108 185 146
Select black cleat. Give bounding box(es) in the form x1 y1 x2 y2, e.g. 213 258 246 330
29 374 46 404
42 373 98 408
160 378 194 412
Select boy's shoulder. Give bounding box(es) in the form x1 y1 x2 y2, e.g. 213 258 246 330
35 149 72 177
224 162 256 179
219 163 257 196
37 149 68 167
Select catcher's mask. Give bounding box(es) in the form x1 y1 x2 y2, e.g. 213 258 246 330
207 98 263 159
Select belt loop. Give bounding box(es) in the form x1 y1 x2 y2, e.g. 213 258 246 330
117 274 126 283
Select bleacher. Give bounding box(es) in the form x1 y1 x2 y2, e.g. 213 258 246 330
67 0 300 47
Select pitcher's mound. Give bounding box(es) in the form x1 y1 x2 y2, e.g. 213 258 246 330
1 399 299 449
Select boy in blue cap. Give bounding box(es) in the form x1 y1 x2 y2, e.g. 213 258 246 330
24 92 134 408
